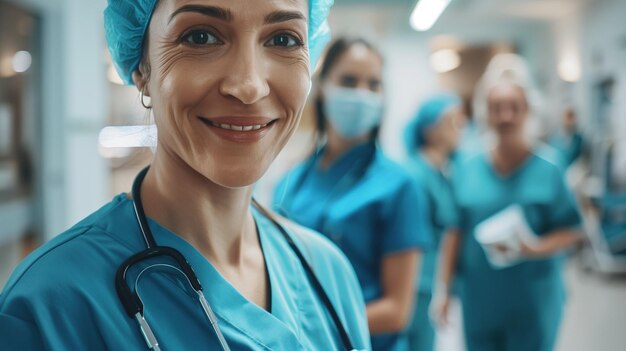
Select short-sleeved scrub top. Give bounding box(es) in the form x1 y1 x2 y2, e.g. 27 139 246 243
452 151 581 351
406 154 458 294
549 131 583 167
404 154 459 351
0 194 372 351
274 142 432 351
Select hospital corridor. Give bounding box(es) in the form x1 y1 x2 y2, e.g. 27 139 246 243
1 0 625 350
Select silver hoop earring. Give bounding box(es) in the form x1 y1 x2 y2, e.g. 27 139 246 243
140 88 152 109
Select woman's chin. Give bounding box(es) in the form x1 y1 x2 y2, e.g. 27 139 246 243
205 167 268 190
216 177 259 189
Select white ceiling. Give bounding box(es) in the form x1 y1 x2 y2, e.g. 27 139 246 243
449 0 596 21
335 0 597 22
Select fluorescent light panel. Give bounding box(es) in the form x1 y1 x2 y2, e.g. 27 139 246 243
98 125 157 148
410 0 452 31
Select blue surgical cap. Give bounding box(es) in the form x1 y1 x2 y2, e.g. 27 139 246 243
105 0 334 85
404 93 462 153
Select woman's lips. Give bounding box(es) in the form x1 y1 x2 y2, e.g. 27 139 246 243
206 120 269 131
198 116 277 143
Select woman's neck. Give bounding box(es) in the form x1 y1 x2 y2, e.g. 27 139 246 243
492 136 530 175
420 145 449 170
140 147 257 268
320 126 370 169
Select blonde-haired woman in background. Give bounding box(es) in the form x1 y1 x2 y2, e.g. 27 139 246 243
434 55 583 351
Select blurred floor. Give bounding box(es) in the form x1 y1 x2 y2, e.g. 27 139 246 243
556 259 626 351
434 258 626 351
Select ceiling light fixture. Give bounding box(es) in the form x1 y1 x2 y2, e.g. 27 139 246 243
410 0 452 31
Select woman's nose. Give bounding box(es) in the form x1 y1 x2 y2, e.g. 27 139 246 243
219 45 270 105
498 107 516 123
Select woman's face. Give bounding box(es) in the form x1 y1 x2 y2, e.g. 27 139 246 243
325 44 383 93
486 83 528 140
427 106 466 152
138 0 310 188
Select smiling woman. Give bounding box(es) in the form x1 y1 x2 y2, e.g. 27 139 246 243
0 1 372 350
136 0 312 188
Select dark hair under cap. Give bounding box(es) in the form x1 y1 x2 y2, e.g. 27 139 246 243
314 37 384 142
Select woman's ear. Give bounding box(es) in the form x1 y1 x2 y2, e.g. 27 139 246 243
132 69 149 96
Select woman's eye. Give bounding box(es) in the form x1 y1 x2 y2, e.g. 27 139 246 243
369 80 381 92
267 34 301 48
339 75 358 88
182 30 220 45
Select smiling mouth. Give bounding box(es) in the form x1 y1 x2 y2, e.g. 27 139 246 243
198 117 277 131
206 120 269 131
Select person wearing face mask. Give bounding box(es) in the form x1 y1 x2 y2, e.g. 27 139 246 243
433 58 582 351
0 1 373 350
403 93 466 351
274 37 432 351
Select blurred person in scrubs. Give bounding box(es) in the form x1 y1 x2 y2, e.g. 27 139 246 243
433 56 583 351
403 93 466 351
0 1 373 350
273 37 431 351
549 107 584 168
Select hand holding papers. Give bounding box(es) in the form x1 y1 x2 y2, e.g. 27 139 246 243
475 205 539 268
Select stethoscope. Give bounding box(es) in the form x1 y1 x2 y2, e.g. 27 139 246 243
115 166 356 351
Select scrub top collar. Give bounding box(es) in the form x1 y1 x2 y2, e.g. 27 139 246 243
414 152 448 178
484 149 536 181
142 205 310 350
314 141 376 175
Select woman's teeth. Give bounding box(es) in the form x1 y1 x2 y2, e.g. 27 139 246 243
208 121 268 131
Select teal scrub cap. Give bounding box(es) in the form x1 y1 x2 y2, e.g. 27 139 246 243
404 93 462 153
105 0 334 85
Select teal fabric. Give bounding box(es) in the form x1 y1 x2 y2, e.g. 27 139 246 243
464 301 563 351
406 154 459 294
0 194 371 350
406 292 435 351
549 131 583 168
535 142 567 171
105 0 334 85
274 142 432 351
451 151 581 351
404 154 459 351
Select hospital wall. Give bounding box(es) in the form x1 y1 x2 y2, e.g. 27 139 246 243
1 0 109 286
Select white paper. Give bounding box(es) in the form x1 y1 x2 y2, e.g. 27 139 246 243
474 204 538 269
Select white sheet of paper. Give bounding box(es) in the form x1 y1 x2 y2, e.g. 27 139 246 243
475 204 538 269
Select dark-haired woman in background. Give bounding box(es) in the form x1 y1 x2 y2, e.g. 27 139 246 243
273 37 431 351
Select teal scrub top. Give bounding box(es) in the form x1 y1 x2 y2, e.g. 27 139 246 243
406 154 458 294
452 151 581 331
549 131 583 167
0 194 371 351
273 142 432 351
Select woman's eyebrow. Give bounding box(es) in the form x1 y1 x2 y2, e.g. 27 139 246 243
168 5 232 24
264 10 306 24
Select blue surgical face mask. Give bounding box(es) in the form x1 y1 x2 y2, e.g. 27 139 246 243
323 85 384 138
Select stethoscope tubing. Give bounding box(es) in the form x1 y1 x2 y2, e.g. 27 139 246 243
117 166 355 350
